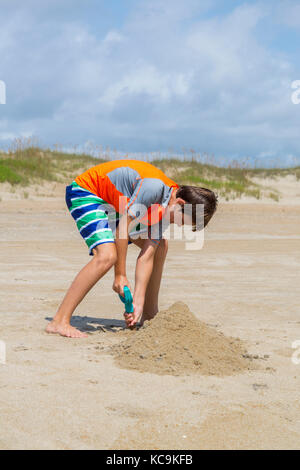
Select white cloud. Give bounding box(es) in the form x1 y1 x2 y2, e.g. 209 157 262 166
0 0 299 165
104 31 124 44
276 0 300 28
186 4 266 82
98 64 192 107
0 132 17 141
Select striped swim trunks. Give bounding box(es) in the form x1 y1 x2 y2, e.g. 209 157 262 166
65 181 147 255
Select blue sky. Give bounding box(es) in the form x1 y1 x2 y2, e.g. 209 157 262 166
0 0 300 166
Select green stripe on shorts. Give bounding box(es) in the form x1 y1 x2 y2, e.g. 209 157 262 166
85 230 115 249
69 196 107 212
76 211 107 231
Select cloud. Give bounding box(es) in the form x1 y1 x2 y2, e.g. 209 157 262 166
275 0 300 28
0 0 300 166
98 64 191 107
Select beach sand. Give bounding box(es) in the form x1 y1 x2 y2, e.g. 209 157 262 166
0 182 300 449
111 301 254 377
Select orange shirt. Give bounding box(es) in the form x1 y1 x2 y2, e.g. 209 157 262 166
75 160 179 225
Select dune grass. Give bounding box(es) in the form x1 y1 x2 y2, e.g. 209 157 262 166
0 146 101 186
152 158 287 200
0 142 298 200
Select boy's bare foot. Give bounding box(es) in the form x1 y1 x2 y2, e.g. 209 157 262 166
45 321 88 338
140 312 157 325
140 315 155 326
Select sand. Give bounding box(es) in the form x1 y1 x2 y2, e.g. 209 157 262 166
1 178 300 449
111 302 253 376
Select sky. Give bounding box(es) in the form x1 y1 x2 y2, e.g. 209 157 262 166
0 0 300 167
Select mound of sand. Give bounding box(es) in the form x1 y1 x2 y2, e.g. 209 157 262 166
111 302 252 376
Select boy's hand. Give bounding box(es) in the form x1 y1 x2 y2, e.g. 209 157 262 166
112 274 131 296
124 302 143 328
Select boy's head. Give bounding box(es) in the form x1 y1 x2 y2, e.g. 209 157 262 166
169 185 218 231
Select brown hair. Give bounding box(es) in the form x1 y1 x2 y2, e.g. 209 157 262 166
176 185 218 231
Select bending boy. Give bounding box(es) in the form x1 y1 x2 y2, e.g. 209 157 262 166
46 160 217 338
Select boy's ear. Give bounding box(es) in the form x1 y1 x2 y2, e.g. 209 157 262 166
176 197 186 206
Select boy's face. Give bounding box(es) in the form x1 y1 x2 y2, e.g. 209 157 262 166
167 190 193 228
173 203 193 227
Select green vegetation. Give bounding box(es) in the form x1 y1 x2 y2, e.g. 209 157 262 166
0 142 298 201
0 146 101 186
153 158 287 200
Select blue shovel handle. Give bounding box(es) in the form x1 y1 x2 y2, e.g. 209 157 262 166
119 286 134 314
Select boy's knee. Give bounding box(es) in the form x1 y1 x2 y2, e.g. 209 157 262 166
93 244 117 269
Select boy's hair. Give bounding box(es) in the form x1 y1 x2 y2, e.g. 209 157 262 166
176 185 218 231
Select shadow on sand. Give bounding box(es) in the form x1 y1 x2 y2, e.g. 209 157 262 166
45 315 126 333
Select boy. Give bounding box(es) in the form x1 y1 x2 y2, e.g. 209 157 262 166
46 159 217 338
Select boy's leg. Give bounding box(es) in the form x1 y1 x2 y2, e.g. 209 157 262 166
142 238 168 323
130 238 168 324
46 243 117 338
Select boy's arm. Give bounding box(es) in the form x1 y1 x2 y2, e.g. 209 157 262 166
127 239 158 327
113 214 134 295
